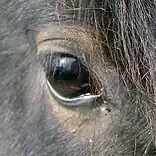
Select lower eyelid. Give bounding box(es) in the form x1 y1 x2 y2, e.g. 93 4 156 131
47 80 102 106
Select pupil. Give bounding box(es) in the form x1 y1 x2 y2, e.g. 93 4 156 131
46 53 91 97
53 55 79 81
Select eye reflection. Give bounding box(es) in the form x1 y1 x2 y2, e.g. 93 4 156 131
45 53 92 98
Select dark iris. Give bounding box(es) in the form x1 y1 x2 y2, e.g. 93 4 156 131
45 53 92 98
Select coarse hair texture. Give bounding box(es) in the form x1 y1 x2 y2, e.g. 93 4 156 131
55 0 156 139
0 0 156 155
105 0 156 139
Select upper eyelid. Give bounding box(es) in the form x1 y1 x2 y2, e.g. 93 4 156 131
35 26 102 63
37 41 89 66
37 39 81 54
38 44 70 54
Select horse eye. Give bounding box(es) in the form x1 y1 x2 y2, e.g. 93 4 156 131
44 52 101 106
45 52 92 96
